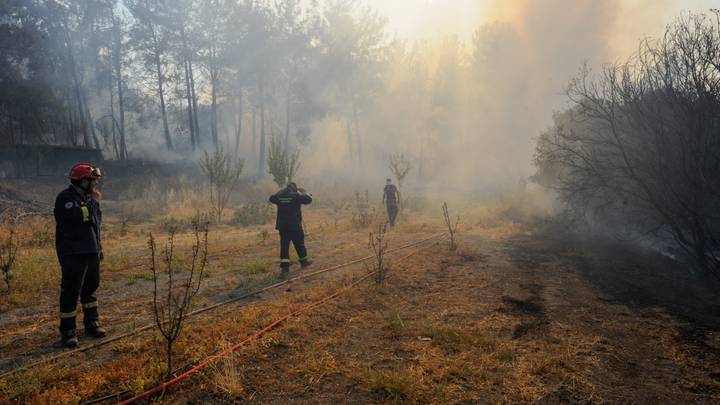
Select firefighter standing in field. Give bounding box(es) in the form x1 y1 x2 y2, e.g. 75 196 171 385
54 163 107 348
382 178 401 226
269 182 313 278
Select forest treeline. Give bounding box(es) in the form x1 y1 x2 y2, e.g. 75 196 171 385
1 0 385 168
1 0 555 181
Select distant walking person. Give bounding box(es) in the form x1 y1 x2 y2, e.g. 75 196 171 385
269 182 313 278
382 178 401 226
54 163 107 348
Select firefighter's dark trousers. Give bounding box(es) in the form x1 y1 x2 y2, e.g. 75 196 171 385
279 229 308 269
386 203 399 226
59 254 100 331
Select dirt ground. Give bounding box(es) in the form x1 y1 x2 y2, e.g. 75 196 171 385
1 211 719 403
162 224 720 404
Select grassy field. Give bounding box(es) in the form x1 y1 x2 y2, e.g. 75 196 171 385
0 178 718 404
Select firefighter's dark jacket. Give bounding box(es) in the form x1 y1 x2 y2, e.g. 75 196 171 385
54 186 102 257
269 190 312 231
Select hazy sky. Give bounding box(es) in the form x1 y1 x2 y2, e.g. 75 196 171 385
365 0 485 41
365 0 720 59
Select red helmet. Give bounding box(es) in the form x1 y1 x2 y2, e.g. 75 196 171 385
68 163 102 181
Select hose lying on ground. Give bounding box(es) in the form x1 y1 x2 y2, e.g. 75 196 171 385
117 240 441 405
0 232 445 380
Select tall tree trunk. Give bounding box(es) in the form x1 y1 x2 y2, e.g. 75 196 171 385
116 70 127 160
257 79 266 178
181 27 196 152
210 64 219 150
151 25 172 150
51 116 58 144
62 21 100 150
184 59 196 151
74 84 89 147
112 14 127 160
109 75 120 160
82 89 101 149
189 59 200 146
234 89 243 158
7 107 15 145
63 24 90 148
65 91 76 146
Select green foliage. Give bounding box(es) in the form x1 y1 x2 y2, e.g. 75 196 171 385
267 137 301 188
232 203 274 227
200 148 244 223
160 217 184 234
127 270 154 283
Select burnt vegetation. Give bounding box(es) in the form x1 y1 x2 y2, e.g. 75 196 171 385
534 11 720 277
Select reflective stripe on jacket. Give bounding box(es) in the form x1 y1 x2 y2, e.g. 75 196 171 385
54 186 102 257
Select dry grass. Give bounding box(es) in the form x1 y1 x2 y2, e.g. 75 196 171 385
209 343 247 398
0 248 57 308
152 232 720 404
366 367 426 401
1 191 718 404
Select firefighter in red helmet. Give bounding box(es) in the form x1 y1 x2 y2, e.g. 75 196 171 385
53 163 106 348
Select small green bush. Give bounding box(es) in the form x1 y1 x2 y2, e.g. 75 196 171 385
232 203 273 227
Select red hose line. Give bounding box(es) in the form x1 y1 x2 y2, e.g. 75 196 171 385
117 243 436 404
118 272 372 405
0 233 444 381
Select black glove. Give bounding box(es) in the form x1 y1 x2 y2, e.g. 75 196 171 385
99 251 104 262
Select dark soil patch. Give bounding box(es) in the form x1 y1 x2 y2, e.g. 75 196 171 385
511 224 720 329
500 296 543 315
536 386 595 404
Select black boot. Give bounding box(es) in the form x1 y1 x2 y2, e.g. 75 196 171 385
278 266 290 280
84 320 107 338
60 329 78 348
300 259 313 269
